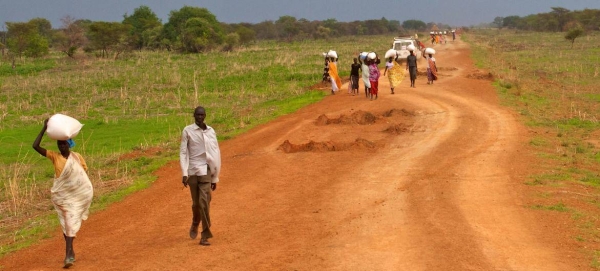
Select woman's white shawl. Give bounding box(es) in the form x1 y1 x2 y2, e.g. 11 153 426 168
51 153 93 237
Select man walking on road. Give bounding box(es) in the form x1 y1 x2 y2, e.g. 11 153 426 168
180 106 222 246
406 48 418 88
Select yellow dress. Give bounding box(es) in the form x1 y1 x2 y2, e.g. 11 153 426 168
388 62 405 88
328 62 342 91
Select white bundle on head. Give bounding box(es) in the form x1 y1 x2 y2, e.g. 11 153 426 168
425 48 436 55
327 50 338 59
359 52 368 60
384 49 397 59
46 114 84 140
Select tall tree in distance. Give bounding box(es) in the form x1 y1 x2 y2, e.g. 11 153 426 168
275 16 300 41
402 20 426 31
6 20 49 58
493 17 504 29
28 18 53 43
565 25 584 48
551 7 571 31
163 6 224 52
87 21 130 58
123 5 162 50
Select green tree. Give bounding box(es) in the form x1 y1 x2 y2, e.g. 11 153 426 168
493 17 504 28
87 21 130 57
222 32 240 51
275 16 300 40
123 5 162 50
502 16 521 29
141 25 165 50
565 26 584 48
5 21 49 58
163 6 224 52
235 25 256 44
551 7 571 31
402 20 426 30
181 17 222 52
314 25 331 39
29 18 53 43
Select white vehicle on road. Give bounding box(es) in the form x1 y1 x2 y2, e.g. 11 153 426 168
392 37 422 61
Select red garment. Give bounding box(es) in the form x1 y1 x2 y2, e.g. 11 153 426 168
370 80 379 95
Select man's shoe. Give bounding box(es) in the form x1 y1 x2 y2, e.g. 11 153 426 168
189 223 199 239
63 257 74 269
199 238 211 246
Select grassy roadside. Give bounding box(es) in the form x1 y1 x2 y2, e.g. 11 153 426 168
464 29 600 267
0 35 395 257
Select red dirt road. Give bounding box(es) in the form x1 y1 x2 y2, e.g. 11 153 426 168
0 40 588 270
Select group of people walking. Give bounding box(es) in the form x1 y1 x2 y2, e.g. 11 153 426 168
324 45 433 99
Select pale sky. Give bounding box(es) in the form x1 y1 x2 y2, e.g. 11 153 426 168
1 0 599 29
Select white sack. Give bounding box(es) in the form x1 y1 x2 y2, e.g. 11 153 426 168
367 52 376 60
424 48 436 55
359 52 368 60
46 114 83 140
407 45 416 51
327 50 338 59
385 49 397 59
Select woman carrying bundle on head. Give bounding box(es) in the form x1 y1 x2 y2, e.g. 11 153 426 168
423 48 438 85
32 116 93 269
383 49 404 94
367 52 381 100
327 51 342 95
358 52 371 98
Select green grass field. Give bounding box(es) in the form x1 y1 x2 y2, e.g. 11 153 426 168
465 29 600 268
0 35 395 256
465 29 599 181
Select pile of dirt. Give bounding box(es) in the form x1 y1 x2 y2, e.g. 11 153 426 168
383 123 412 134
278 138 378 153
383 108 415 117
315 110 377 125
466 71 494 81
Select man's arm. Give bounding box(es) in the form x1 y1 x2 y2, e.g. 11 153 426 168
180 128 189 187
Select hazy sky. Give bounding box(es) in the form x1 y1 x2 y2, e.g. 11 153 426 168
1 0 599 29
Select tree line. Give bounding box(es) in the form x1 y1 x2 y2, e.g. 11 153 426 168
0 5 449 59
493 7 600 32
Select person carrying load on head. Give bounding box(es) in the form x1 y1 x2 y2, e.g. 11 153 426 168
406 45 418 88
32 117 93 269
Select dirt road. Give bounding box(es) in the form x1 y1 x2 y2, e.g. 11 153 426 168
0 40 588 270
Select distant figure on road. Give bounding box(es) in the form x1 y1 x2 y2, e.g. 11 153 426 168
180 106 221 246
350 58 361 95
328 57 342 95
32 119 93 269
423 52 437 85
406 49 418 88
